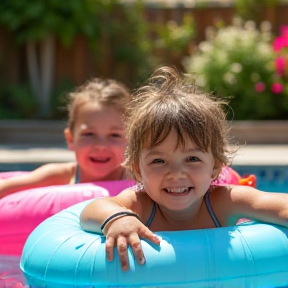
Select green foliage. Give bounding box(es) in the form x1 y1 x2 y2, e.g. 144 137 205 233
154 14 196 54
89 0 156 86
0 0 101 46
235 0 279 24
0 0 156 104
50 79 75 120
150 14 196 70
184 18 288 120
0 83 38 119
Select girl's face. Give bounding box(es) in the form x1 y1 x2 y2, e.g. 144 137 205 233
67 102 127 182
137 129 219 213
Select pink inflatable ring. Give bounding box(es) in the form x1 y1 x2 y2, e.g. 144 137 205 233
0 167 253 256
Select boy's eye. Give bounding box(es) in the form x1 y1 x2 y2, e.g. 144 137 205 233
152 158 164 164
187 156 199 162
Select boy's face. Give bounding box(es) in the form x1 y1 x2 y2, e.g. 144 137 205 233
136 129 219 212
66 102 127 182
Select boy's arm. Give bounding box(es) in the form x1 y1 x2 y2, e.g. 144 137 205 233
0 162 75 199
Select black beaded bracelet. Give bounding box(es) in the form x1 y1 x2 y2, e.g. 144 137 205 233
100 211 140 232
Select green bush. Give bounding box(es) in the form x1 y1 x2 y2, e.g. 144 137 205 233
184 18 288 120
0 83 37 119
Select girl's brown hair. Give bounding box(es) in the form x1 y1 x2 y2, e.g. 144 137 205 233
67 78 131 132
124 66 232 180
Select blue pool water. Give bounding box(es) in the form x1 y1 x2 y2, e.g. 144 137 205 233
0 164 287 287
1 163 287 192
233 165 288 192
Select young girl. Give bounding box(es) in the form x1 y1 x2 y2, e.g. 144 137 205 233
80 66 288 271
0 78 131 199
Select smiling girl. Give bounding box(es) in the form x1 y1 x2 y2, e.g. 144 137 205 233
0 78 131 199
80 66 288 271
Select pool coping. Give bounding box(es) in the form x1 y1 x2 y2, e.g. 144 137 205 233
0 144 287 166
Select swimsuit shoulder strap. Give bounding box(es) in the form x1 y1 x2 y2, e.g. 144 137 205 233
204 190 221 228
146 201 156 227
74 165 80 184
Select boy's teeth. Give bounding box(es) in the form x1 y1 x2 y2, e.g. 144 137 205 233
166 187 187 193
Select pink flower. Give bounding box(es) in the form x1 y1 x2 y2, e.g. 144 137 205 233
280 25 288 39
271 82 283 94
273 36 287 52
273 26 288 52
275 56 286 76
254 82 265 92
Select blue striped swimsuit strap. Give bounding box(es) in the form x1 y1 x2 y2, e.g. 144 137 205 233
146 201 156 227
204 190 221 228
74 165 80 184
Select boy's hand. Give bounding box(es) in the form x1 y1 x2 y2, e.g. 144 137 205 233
104 215 160 271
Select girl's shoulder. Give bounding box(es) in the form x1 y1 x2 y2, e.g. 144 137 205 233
209 184 259 226
115 185 153 217
210 184 258 207
33 162 77 184
117 185 151 202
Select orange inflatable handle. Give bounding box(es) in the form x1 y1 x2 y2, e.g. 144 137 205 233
239 174 257 187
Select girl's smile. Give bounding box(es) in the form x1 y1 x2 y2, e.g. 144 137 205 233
69 103 127 182
138 129 218 212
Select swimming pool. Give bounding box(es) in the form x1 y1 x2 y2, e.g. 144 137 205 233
232 165 288 192
1 163 287 192
0 164 287 287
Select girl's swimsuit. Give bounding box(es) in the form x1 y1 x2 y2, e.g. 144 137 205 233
146 201 157 227
146 190 221 228
74 165 80 184
204 190 221 227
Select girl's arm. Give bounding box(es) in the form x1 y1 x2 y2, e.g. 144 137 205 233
80 189 160 271
0 162 76 199
212 185 288 227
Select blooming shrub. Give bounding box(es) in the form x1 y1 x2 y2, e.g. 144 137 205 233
272 26 288 98
184 18 288 120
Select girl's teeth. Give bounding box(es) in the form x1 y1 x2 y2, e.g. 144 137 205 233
166 187 187 193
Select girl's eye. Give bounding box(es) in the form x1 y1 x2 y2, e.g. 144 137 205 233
152 158 164 164
82 132 93 137
187 156 199 162
110 133 122 138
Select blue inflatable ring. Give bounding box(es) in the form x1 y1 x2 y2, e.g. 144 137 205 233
20 200 288 288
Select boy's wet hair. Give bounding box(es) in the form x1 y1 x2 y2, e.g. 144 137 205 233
67 78 131 132
124 66 233 180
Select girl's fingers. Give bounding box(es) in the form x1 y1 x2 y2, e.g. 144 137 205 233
129 233 145 265
141 229 161 245
105 236 115 262
117 236 129 271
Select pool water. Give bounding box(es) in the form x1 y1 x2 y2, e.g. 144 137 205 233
0 164 287 287
233 165 288 192
1 163 287 192
0 255 26 288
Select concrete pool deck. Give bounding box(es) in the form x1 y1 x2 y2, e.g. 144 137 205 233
0 144 287 166
1 120 287 167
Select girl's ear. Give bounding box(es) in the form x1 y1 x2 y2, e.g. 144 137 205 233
212 162 222 180
64 128 74 151
133 164 142 183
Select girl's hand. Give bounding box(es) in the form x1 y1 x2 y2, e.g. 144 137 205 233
103 215 160 271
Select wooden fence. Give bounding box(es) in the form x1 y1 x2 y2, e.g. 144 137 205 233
1 4 288 90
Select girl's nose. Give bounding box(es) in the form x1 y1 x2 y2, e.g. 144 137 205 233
167 163 186 180
93 137 107 148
